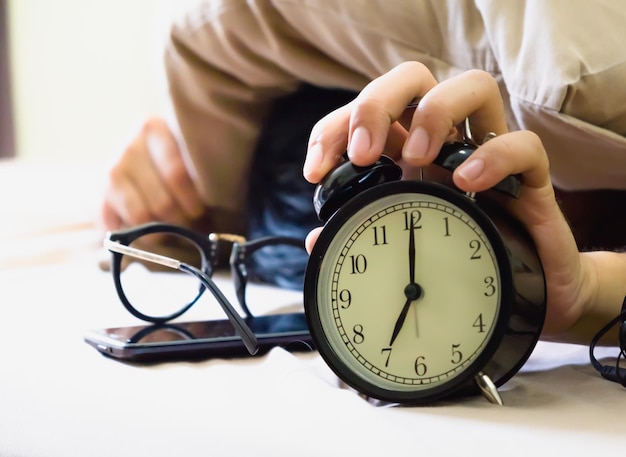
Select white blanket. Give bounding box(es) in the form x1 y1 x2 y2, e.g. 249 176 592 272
0 160 623 457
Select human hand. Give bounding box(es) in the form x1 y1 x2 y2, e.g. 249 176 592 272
302 62 592 340
100 117 206 231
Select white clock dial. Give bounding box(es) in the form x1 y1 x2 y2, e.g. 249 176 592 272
316 192 501 391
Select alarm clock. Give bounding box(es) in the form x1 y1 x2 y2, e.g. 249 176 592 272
303 141 546 405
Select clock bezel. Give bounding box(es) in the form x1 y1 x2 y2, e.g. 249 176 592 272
304 179 516 404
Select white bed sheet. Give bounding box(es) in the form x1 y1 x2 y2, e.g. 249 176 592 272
0 160 623 457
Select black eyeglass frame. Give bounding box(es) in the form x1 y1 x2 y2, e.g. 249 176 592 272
104 222 306 356
227 234 305 317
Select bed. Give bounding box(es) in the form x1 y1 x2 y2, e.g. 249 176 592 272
0 159 623 457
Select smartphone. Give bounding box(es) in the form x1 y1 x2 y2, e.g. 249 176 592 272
84 312 313 363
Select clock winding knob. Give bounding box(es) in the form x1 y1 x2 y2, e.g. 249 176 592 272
313 155 402 223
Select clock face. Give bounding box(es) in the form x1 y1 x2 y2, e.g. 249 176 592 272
306 181 510 402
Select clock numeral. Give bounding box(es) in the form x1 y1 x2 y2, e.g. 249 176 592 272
469 239 482 260
372 225 388 245
414 356 427 376
338 289 352 309
349 254 367 274
483 276 496 297
443 216 451 237
381 347 392 367
451 344 462 365
403 210 422 230
473 313 486 333
352 324 365 344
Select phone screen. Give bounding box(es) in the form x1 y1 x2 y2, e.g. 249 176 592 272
84 312 313 362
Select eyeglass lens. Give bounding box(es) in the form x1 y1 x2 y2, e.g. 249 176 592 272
118 232 210 321
116 230 306 322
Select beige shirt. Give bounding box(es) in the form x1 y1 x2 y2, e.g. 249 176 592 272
163 0 626 215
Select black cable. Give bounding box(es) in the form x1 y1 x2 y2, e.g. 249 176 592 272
589 296 626 387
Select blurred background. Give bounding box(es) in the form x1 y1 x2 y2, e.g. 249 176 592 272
1 0 177 162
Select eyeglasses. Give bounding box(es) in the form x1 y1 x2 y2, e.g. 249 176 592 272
589 296 626 387
104 222 306 356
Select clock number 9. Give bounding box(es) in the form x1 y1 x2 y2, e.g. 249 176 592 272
338 289 352 309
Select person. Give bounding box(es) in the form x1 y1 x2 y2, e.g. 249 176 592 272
100 0 626 346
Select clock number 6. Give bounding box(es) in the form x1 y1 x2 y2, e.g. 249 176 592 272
414 356 427 376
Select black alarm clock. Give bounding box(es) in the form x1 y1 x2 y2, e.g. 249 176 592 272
303 140 546 405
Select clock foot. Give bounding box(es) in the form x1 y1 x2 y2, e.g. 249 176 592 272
474 372 503 406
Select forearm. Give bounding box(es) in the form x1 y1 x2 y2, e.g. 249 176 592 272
164 2 307 215
555 251 626 346
165 19 280 215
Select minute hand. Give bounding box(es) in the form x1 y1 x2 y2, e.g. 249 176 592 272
408 215 416 284
389 220 418 346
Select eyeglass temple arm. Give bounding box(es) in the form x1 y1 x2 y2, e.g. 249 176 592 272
178 264 259 355
103 238 260 355
104 238 182 269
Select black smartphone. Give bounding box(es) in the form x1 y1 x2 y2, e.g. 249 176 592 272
84 312 313 363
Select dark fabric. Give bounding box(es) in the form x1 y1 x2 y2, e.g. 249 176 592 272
247 84 357 289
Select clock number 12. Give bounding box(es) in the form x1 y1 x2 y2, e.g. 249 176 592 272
403 210 422 230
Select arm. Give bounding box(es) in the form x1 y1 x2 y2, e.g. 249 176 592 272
564 251 626 345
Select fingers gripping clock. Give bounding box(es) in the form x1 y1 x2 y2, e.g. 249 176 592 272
304 141 546 405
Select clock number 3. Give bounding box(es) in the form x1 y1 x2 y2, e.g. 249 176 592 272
484 276 496 297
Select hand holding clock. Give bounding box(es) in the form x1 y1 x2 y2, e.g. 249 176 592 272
304 62 626 346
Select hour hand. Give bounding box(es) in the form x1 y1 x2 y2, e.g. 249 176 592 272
389 297 412 346
389 283 423 346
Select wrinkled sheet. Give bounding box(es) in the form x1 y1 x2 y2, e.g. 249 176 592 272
0 160 623 457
